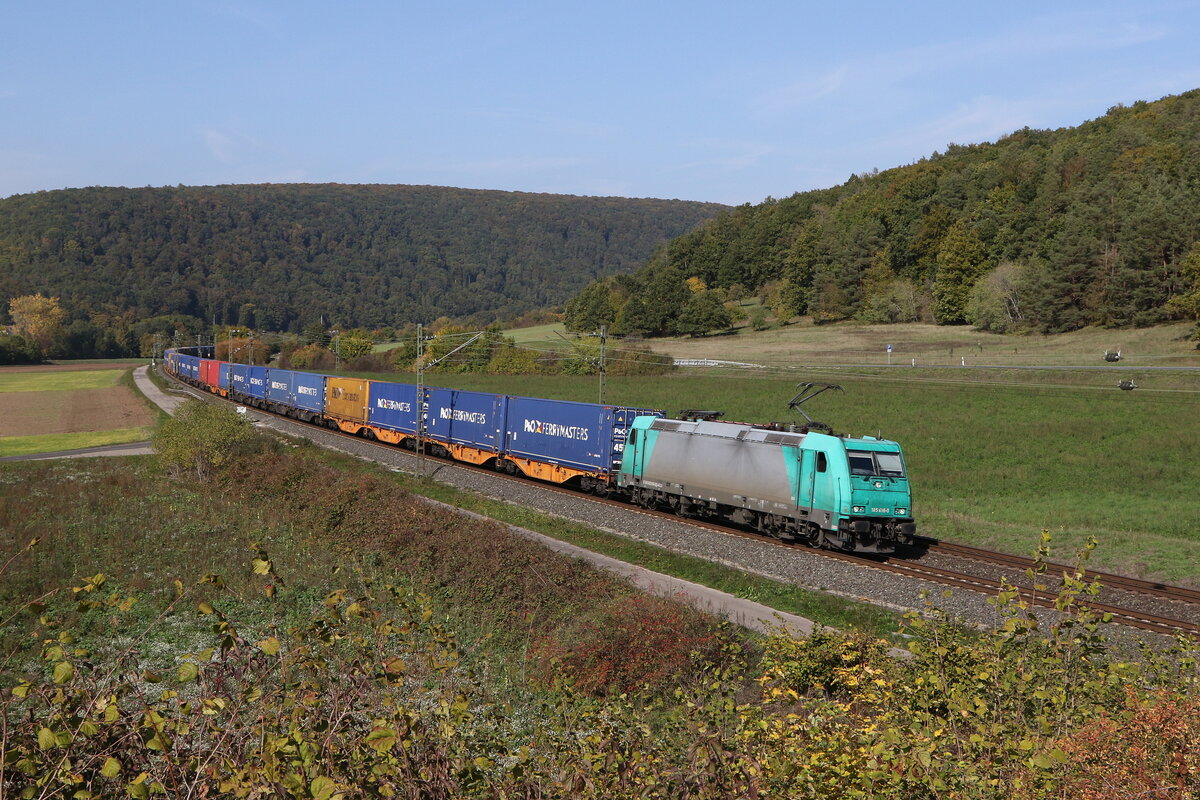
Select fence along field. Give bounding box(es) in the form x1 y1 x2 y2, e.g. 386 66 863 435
0 364 157 457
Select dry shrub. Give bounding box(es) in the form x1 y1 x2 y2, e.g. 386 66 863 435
221 451 702 656
528 591 721 695
1045 687 1200 800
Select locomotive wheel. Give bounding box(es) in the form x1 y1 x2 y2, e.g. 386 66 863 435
805 525 824 548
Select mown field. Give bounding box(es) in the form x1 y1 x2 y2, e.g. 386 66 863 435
0 364 159 457
355 322 1200 583
650 318 1200 367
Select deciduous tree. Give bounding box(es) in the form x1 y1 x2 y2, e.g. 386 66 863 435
932 220 988 324
8 293 66 352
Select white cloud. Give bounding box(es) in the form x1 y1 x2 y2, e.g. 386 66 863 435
200 128 236 163
672 139 775 173
749 9 1172 123
750 66 849 114
912 96 1048 146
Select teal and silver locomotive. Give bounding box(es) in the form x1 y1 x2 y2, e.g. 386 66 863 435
617 415 916 554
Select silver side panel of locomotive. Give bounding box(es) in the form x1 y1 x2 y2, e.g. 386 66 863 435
626 419 804 513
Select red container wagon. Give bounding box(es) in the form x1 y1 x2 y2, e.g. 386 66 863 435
199 359 226 393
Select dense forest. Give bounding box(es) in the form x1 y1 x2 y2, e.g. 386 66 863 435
0 184 725 338
564 89 1200 338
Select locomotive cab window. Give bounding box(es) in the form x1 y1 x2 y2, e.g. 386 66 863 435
816 452 827 473
847 449 907 478
875 452 905 477
847 451 875 476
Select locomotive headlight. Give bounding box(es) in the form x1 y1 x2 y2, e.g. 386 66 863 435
852 506 866 513
895 508 907 515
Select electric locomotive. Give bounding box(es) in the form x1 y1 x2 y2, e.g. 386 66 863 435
617 414 915 553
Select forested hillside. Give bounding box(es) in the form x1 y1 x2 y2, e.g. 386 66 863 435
565 89 1200 337
0 184 724 332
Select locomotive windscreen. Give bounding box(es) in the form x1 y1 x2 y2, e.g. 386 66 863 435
847 450 906 478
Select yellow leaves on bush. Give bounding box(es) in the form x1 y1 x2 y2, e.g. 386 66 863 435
257 636 281 656
52 661 74 684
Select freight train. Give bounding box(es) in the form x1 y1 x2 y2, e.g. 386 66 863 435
165 348 916 554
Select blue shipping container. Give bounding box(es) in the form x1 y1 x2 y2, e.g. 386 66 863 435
228 364 250 396
425 388 504 451
607 406 662 470
501 396 662 474
367 381 418 433
292 371 325 413
265 369 294 405
218 363 231 390
245 366 269 399
178 354 199 380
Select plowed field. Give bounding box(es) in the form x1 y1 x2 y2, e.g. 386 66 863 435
0 364 155 452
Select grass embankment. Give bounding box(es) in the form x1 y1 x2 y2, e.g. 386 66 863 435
0 442 742 693
342 458 897 635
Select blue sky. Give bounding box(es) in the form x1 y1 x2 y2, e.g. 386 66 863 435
3 1 1199 205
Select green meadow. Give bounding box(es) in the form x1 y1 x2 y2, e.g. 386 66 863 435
0 428 150 458
0 369 125 393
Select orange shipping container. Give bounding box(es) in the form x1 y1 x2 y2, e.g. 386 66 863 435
325 377 370 423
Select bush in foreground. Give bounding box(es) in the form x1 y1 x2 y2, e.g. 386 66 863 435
152 401 267 480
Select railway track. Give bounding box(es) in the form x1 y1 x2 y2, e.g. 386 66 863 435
914 537 1200 606
572 496 1200 638
166 370 1200 639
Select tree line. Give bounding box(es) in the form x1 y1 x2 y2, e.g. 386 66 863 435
0 184 724 355
564 89 1200 340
